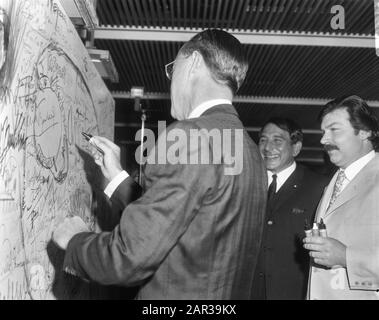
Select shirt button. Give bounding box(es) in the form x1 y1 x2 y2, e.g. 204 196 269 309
267 220 273 225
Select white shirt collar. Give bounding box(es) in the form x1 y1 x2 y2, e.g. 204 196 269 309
267 161 297 193
187 99 232 119
343 150 375 182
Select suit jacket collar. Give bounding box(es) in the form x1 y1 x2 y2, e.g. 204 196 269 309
268 162 296 192
270 164 305 213
320 154 379 219
201 104 239 118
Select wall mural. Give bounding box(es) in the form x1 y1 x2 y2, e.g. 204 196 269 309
0 0 115 299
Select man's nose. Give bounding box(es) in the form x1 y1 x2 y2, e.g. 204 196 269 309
320 132 328 145
264 140 274 152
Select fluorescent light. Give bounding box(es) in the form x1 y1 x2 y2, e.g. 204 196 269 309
87 48 119 83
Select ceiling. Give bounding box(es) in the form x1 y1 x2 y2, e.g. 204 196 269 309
93 0 379 167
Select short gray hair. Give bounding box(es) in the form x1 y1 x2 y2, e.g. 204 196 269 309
179 29 248 94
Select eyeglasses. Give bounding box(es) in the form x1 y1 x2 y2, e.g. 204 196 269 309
165 60 175 80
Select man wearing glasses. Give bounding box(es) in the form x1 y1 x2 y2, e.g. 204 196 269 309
52 29 267 299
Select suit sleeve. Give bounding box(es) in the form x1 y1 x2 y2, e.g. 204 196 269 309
109 175 142 214
346 245 379 290
63 122 216 286
345 177 379 291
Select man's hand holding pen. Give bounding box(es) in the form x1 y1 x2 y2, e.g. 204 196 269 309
303 236 347 268
52 136 124 250
89 136 123 183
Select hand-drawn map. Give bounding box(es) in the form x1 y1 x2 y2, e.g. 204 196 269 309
0 0 114 299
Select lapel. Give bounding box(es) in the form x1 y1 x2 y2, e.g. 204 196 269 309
315 173 337 221
322 154 379 219
271 164 303 213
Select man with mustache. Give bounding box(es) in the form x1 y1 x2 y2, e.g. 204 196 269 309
251 117 328 300
304 95 379 299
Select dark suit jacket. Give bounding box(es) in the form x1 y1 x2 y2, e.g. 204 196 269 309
251 164 328 300
63 104 267 299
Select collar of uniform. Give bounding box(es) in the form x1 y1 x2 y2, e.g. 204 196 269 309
343 150 375 182
267 161 297 192
187 99 232 119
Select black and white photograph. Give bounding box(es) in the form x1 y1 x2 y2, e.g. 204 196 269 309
1 0 379 306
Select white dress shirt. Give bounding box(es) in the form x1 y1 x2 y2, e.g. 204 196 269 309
104 99 232 198
338 150 375 193
187 99 232 119
104 170 130 198
267 161 297 193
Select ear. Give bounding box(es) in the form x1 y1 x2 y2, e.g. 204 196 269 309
292 141 302 157
189 51 204 75
358 130 371 141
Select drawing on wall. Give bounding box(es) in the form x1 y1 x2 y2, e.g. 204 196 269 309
0 0 114 299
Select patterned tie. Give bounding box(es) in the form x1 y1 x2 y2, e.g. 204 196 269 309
327 169 346 210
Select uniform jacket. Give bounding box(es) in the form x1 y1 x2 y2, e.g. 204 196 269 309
252 164 328 300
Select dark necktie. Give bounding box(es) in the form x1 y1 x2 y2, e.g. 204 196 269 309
267 174 277 204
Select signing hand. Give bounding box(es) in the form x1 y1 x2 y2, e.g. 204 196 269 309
52 216 89 250
90 136 123 182
303 236 347 268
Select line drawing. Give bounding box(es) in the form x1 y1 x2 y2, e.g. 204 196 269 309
0 0 114 300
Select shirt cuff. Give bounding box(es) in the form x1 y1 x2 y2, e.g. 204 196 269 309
104 170 129 198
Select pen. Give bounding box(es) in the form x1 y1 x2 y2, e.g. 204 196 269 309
81 132 104 154
318 218 327 237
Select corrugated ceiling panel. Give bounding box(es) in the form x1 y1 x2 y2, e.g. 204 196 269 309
97 0 375 35
96 39 379 101
96 39 181 92
94 0 379 165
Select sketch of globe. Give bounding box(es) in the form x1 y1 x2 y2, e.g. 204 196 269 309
33 88 63 169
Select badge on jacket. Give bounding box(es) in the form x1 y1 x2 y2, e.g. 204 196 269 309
291 208 305 215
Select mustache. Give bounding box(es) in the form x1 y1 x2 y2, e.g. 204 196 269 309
324 144 339 152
